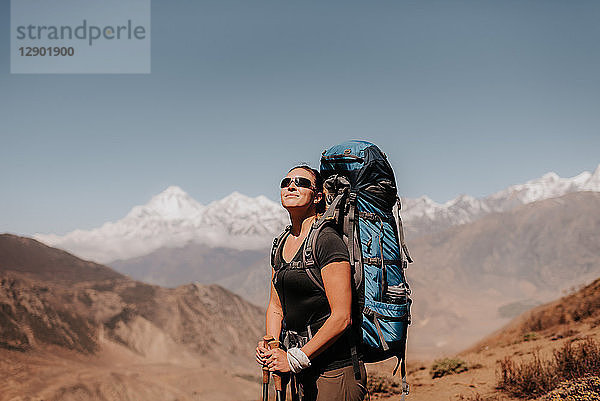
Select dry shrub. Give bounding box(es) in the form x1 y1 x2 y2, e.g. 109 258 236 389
499 351 555 397
367 373 402 397
431 358 469 379
498 337 600 398
553 338 600 378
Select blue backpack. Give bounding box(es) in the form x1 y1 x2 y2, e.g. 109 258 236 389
271 140 413 397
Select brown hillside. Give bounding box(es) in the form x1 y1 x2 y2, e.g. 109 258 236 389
470 276 600 351
406 191 600 356
0 274 100 353
0 235 266 400
0 234 126 284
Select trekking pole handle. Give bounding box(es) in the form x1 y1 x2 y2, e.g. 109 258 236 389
268 340 283 391
262 335 274 383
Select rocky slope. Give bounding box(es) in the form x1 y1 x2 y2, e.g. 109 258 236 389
0 234 125 284
0 235 266 400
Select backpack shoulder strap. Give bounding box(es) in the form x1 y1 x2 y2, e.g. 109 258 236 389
303 191 346 266
301 191 349 292
271 225 292 270
300 223 326 293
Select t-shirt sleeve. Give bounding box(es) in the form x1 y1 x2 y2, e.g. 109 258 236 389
314 226 350 268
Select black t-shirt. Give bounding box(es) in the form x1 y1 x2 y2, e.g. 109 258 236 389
273 226 355 371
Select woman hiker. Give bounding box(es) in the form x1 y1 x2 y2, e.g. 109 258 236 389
255 165 368 401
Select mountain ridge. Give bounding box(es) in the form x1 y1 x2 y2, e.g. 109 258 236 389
33 164 600 263
401 163 600 237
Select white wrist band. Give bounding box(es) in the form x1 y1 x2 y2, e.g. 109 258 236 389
287 347 311 373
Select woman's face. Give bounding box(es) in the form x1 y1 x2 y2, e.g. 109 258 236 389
280 168 318 211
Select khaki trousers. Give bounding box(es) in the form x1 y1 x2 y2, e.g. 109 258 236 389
298 362 368 401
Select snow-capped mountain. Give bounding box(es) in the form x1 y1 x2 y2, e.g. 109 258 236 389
35 186 288 263
401 164 600 238
127 185 204 220
35 164 600 264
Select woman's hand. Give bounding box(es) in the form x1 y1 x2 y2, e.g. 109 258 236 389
255 340 269 366
264 347 291 373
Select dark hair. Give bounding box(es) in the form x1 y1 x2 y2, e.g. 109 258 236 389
288 165 326 214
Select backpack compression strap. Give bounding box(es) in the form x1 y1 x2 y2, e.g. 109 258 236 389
391 199 412 398
346 192 361 382
395 198 413 265
346 191 358 272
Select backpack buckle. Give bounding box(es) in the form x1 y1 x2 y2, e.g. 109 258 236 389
304 249 315 268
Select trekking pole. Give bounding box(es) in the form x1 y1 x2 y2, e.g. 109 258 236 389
290 372 299 401
268 339 285 401
262 335 274 401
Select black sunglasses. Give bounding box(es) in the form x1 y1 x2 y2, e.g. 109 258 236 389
280 176 315 189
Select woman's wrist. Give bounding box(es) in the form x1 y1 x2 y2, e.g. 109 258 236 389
286 347 311 373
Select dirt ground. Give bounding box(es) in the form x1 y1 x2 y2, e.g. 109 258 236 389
366 321 600 401
0 340 262 401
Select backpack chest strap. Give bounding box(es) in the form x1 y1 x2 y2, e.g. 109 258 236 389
273 226 326 293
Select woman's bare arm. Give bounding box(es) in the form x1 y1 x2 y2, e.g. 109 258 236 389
300 260 352 359
257 270 284 366
266 270 284 339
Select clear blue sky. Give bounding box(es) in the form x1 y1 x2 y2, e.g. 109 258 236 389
1 0 599 235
